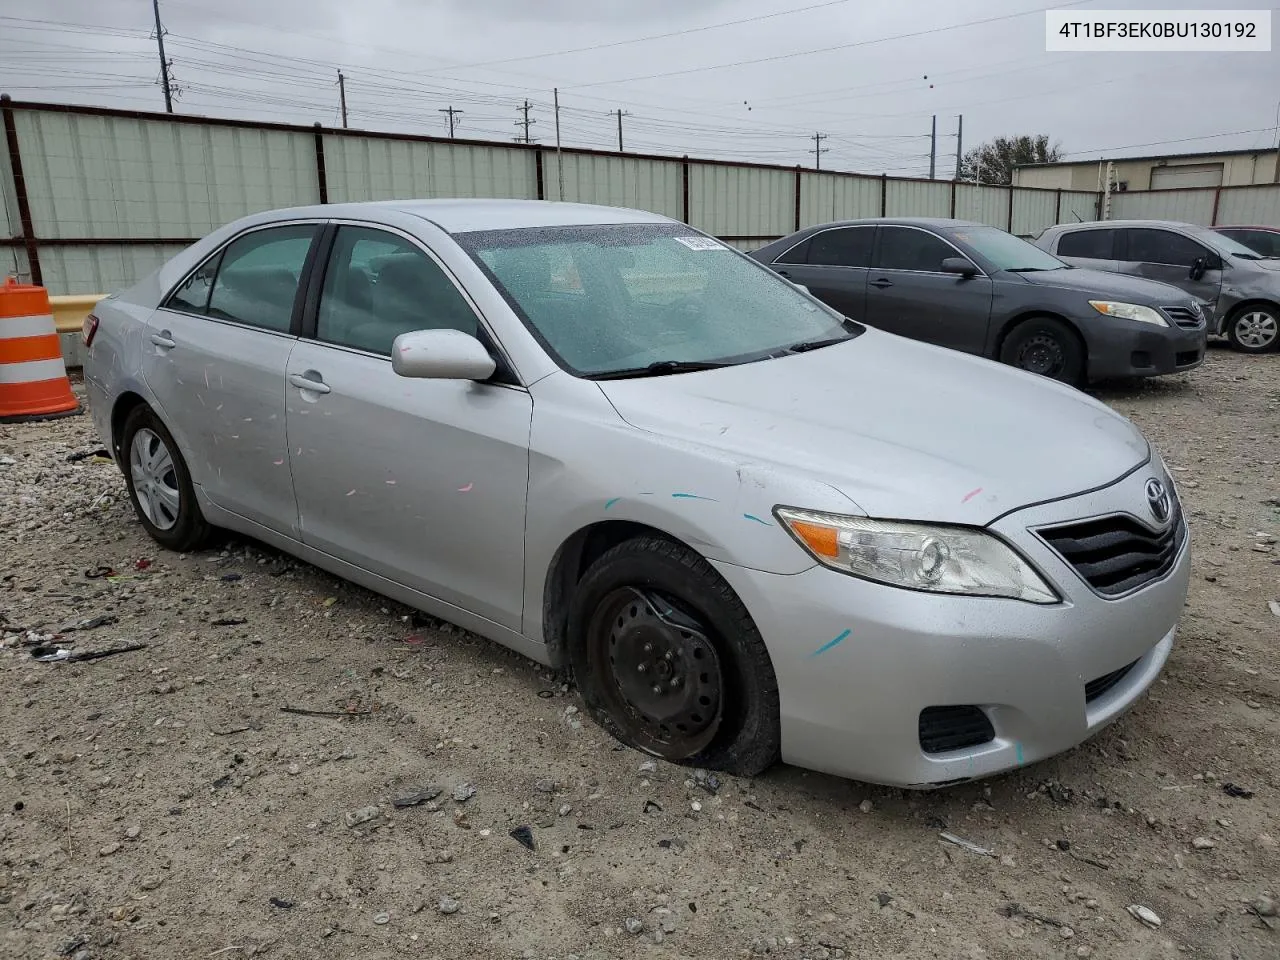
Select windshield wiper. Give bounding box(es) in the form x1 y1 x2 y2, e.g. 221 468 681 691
587 359 736 380
1006 266 1060 273
783 317 861 353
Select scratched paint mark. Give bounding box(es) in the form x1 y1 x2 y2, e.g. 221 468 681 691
458 482 474 493
672 493 719 502
385 480 397 485
604 497 621 510
203 369 209 389
743 513 772 526
810 629 851 658
243 417 253 422
230 435 239 440
1015 742 1024 765
962 487 983 504
273 459 284 466
346 490 356 497
215 404 223 412
197 394 206 407
638 492 655 496
296 448 302 456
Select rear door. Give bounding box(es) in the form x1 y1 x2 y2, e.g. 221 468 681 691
768 226 873 321
864 225 993 353
284 222 532 630
1051 227 1120 272
143 221 321 535
1115 227 1222 306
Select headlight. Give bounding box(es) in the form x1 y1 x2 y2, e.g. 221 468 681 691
776 508 1058 603
1089 301 1168 327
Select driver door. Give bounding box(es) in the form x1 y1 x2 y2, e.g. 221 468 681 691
285 223 532 629
1116 227 1222 307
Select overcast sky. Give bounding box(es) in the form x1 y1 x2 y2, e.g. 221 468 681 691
0 0 1277 176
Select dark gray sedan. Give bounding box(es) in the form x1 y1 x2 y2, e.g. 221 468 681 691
751 218 1207 384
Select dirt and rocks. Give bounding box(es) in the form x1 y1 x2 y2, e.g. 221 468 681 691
2 347 1278 960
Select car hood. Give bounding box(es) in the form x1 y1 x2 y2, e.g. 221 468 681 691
596 329 1150 526
1250 257 1280 273
1010 266 1191 304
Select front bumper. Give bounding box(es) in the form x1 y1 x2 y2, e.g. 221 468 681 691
1085 316 1207 379
715 465 1191 787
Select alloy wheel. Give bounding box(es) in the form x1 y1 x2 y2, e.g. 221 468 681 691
1234 310 1278 350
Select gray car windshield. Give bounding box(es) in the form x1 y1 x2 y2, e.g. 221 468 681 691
457 223 861 378
952 226 1069 272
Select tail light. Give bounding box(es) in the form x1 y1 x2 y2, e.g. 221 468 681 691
82 313 100 348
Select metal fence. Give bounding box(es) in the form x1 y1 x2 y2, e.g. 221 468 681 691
3 96 1103 295
1110 183 1280 227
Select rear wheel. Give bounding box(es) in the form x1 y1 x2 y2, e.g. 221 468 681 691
1000 316 1085 386
567 537 780 777
121 405 213 552
1226 305 1279 353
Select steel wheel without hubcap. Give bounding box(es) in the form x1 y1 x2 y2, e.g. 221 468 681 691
129 427 181 531
1232 310 1278 351
1016 333 1066 378
587 587 724 760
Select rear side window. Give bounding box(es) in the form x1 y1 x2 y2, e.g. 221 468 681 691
808 227 874 267
874 227 954 272
1056 229 1115 259
775 238 810 265
205 225 317 332
317 226 478 355
1124 228 1208 267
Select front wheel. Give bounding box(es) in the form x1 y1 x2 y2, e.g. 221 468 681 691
999 317 1085 385
120 404 213 552
567 537 780 778
1226 305 1279 353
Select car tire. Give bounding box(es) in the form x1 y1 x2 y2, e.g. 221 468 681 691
1225 304 1279 354
999 316 1085 385
567 536 781 778
120 404 214 553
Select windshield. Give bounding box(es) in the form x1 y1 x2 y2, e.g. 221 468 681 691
951 225 1068 272
1204 229 1267 260
456 223 860 377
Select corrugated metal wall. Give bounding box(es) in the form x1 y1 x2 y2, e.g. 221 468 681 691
324 135 537 203
687 164 792 238
954 184 1011 229
1010 189 1057 238
798 172 880 226
884 179 950 218
1059 190 1099 225
38 242 192 294
1216 186 1280 226
543 152 683 217
1110 188 1217 225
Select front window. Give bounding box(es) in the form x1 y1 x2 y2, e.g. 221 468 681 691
951 225 1067 272
456 223 860 378
1202 229 1268 260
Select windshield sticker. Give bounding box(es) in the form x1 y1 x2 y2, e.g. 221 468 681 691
673 236 729 251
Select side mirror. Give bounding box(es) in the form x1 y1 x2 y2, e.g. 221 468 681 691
392 328 497 381
941 256 978 278
1188 257 1207 281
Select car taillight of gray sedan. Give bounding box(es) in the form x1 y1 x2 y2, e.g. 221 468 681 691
81 199 1191 787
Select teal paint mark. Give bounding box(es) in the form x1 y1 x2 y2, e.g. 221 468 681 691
672 492 719 502
810 628 851 658
743 513 772 526
604 498 621 510
1015 742 1024 765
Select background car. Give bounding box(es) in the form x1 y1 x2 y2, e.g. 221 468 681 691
82 200 1190 788
1214 225 1280 259
1035 219 1280 354
749 218 1206 385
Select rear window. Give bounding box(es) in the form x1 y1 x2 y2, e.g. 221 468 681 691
1057 229 1115 259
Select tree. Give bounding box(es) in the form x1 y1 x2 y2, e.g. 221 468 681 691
958 134 1062 185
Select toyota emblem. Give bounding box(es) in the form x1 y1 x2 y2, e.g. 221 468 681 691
1145 478 1171 524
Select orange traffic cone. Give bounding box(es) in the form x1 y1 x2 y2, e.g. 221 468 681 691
0 276 80 422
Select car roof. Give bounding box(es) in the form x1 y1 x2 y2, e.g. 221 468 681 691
1050 219 1203 231
1216 224 1280 232
802 217 986 231
241 198 677 234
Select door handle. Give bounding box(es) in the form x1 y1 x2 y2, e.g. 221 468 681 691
289 373 331 394
150 332 176 349
777 268 792 277
870 278 894 289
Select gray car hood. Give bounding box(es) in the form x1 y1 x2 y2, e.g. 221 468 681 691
596 329 1149 526
1011 266 1191 303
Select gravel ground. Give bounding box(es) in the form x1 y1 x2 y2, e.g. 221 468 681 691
2 346 1278 960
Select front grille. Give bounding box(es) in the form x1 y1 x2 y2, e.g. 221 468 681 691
1038 503 1184 597
1161 305 1202 328
1175 350 1201 367
919 705 995 754
1085 659 1139 702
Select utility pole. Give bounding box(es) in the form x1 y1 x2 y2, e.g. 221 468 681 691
929 114 937 179
554 88 565 200
151 0 173 113
954 114 963 180
614 109 630 151
515 100 537 143
439 105 463 138
810 132 829 169
337 70 348 128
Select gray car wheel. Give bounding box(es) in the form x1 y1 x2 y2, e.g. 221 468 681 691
120 405 214 552
1226 305 1279 354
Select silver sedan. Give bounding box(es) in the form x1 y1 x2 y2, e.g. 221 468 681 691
82 199 1191 787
